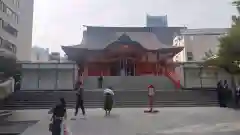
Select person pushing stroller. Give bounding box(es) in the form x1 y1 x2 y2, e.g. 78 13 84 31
103 87 114 116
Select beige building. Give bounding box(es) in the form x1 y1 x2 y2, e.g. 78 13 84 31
173 28 229 62
0 0 34 61
31 46 50 62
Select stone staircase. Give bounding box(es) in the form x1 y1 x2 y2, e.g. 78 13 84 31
84 76 176 90
0 90 219 110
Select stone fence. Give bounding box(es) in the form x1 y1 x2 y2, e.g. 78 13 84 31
19 62 235 90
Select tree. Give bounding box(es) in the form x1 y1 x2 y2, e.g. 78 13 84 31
202 49 215 60
204 0 240 75
0 57 18 78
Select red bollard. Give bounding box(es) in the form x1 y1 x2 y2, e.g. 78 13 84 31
144 85 159 113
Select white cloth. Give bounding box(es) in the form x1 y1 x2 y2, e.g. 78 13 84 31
148 88 155 96
104 88 114 95
61 120 72 135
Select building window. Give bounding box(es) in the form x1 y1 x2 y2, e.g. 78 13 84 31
190 36 194 41
6 7 13 16
187 52 193 61
12 0 20 8
14 13 18 23
2 39 16 53
0 37 3 47
7 8 18 23
2 20 18 37
36 53 40 60
0 1 19 23
0 0 3 11
0 18 2 27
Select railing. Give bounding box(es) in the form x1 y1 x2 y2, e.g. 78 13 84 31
165 70 181 89
0 46 16 54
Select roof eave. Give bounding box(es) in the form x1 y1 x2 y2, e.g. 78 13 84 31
151 47 184 54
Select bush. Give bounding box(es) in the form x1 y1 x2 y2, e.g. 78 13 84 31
0 56 18 78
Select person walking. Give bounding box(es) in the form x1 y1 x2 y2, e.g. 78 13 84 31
50 98 67 135
74 81 86 118
221 80 232 107
223 80 229 90
98 75 103 88
217 80 224 107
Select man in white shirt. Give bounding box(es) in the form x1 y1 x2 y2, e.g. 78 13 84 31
103 87 114 116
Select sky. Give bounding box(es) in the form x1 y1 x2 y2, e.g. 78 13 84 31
32 0 237 54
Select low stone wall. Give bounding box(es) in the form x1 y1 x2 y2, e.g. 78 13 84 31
20 63 76 90
183 68 232 89
21 69 75 90
18 62 236 91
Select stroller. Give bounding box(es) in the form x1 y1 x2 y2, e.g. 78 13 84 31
103 88 114 116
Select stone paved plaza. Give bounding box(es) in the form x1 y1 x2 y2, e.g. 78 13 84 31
2 107 240 135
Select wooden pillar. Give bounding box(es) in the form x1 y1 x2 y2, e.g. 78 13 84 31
134 62 136 76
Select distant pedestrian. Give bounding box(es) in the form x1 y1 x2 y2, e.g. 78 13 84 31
222 80 231 107
15 81 21 91
223 80 229 90
98 75 103 88
217 80 224 107
74 81 86 117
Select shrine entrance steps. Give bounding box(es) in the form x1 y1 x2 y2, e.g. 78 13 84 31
0 90 219 110
83 76 176 90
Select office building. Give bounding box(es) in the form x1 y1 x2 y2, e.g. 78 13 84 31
173 28 229 62
146 15 168 27
31 46 50 62
0 0 34 61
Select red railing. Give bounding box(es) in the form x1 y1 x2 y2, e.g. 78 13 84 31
165 71 181 89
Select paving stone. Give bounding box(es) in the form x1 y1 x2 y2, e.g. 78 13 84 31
3 107 240 135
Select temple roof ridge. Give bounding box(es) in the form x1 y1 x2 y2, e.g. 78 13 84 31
62 31 181 51
116 32 172 50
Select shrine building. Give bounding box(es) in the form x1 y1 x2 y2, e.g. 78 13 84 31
62 26 184 89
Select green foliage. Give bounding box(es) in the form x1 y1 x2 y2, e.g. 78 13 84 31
233 0 240 7
0 57 18 78
202 49 215 60
233 0 240 24
204 0 240 74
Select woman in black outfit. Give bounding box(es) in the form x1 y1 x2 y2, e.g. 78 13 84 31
51 98 67 135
